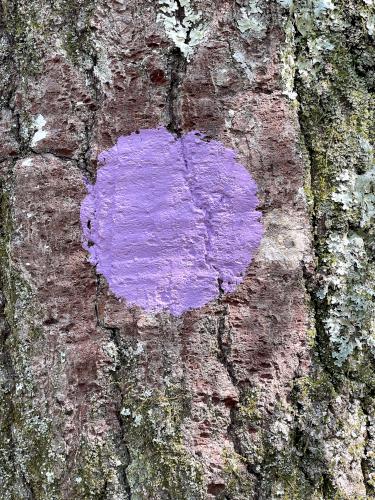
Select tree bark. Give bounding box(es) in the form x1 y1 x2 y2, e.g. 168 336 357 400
0 0 374 498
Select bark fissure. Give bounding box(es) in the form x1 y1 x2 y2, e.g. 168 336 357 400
216 306 237 388
167 46 186 136
166 0 192 135
94 289 133 499
179 138 224 297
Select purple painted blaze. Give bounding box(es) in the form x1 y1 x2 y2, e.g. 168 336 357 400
81 128 263 315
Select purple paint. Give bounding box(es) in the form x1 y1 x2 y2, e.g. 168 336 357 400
81 128 263 315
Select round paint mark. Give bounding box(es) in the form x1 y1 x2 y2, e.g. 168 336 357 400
81 128 263 315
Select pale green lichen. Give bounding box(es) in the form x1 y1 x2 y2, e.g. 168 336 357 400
1 0 374 497
293 0 374 492
237 1 266 37
157 0 208 59
232 50 254 81
313 0 335 17
319 167 375 365
277 0 293 8
279 17 298 100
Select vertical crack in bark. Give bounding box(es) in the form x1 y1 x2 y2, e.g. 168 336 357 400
216 305 237 387
75 15 133 496
166 1 190 135
216 302 261 493
80 48 100 183
284 12 336 497
94 282 132 499
167 47 186 136
179 138 224 297
180 125 250 493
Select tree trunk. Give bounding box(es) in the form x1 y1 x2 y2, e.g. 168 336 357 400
0 0 374 498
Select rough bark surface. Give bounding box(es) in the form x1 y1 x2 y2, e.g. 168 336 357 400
0 0 374 498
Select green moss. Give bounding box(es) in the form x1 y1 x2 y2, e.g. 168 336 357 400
1 2 47 77
0 178 62 498
1 0 97 83
221 448 255 499
306 327 317 348
238 389 261 421
71 438 118 499
120 386 204 499
293 371 336 404
57 0 96 66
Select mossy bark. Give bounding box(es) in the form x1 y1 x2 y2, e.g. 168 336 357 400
0 0 374 498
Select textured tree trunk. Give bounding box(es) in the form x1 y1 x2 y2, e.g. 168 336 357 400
0 1 374 498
